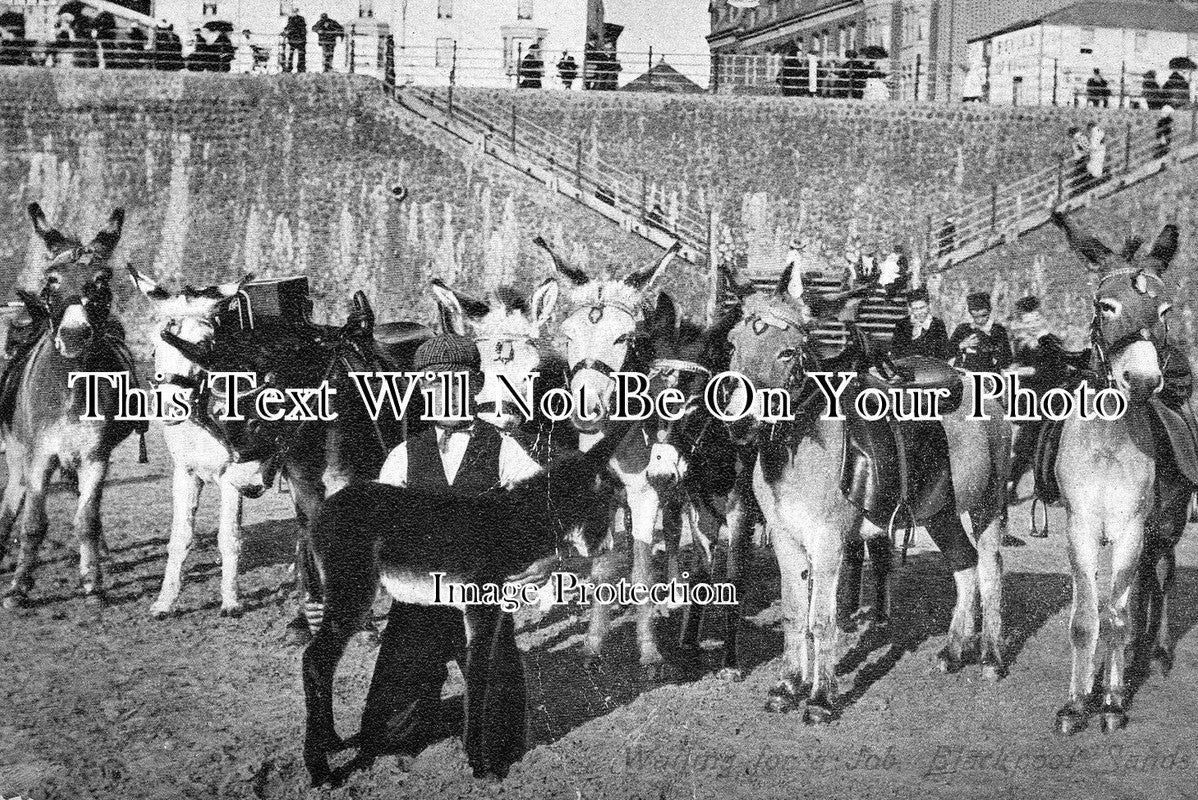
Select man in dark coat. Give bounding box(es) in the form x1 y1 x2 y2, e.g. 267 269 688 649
1086 68 1111 107
1143 70 1164 109
312 13 343 72
890 287 950 361
153 22 184 70
282 7 307 73
518 42 543 88
557 50 577 88
1163 70 1190 108
363 333 536 778
949 290 1013 373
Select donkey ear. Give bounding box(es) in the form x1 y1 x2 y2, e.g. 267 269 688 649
432 279 490 319
529 278 559 327
89 208 125 257
649 292 678 337
1051 210 1112 271
625 240 680 291
28 203 69 253
430 278 469 336
1148 224 1179 269
534 235 590 286
127 265 171 301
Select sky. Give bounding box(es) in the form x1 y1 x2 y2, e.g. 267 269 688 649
606 0 710 57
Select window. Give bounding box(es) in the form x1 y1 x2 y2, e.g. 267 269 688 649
504 36 535 72
438 0 452 18
847 21 856 50
358 0 373 18
435 37 454 67
1188 33 1198 57
838 26 846 56
917 12 928 42
517 0 532 20
1135 30 1148 54
202 1 217 15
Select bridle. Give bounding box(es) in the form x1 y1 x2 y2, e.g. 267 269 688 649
562 301 649 384
644 357 714 453
1089 266 1172 389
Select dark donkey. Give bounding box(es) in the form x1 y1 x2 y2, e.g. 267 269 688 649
159 293 432 642
301 417 635 786
0 204 143 607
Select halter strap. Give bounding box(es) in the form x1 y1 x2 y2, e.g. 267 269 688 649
649 358 712 379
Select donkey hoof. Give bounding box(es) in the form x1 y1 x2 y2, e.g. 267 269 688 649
219 604 244 619
1 592 26 610
1055 704 1089 736
803 700 836 725
1100 707 1128 733
717 667 745 683
764 682 805 713
83 591 105 608
150 609 171 621
936 654 962 675
981 664 1004 683
1149 648 1174 678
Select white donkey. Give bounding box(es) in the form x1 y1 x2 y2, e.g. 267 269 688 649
130 268 268 618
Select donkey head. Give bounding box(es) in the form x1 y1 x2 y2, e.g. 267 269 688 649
1053 211 1178 404
24 203 124 359
430 276 559 431
129 266 252 393
536 235 679 433
721 263 814 445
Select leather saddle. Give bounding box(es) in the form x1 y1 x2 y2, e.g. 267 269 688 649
1034 360 1198 508
836 349 963 525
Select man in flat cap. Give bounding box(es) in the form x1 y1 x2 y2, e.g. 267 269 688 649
949 290 1013 373
890 286 950 361
365 332 529 778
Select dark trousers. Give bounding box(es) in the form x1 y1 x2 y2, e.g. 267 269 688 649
321 43 335 72
359 602 527 778
283 39 306 72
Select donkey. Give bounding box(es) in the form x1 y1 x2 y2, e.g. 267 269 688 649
1050 212 1196 734
301 418 636 786
534 236 721 677
719 265 1009 722
129 267 279 619
0 204 141 608
156 289 431 641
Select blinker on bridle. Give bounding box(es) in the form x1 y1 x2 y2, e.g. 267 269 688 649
1090 267 1172 384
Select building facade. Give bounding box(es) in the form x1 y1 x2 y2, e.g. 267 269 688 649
967 1 1198 106
707 0 1147 99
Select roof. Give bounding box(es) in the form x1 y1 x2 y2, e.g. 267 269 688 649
969 1 1198 43
621 61 705 94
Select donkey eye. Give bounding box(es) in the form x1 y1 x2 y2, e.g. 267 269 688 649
777 348 797 361
1098 300 1121 318
1159 303 1173 320
614 333 632 346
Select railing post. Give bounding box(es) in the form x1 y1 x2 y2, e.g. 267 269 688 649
647 46 653 88
576 137 583 190
641 174 648 221
1124 123 1132 173
348 26 356 74
1118 61 1125 108
1056 154 1064 201
914 53 922 101
511 104 517 152
448 41 457 117
1052 58 1058 106
989 183 998 234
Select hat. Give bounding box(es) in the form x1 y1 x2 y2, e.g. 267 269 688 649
966 291 991 311
413 333 479 373
906 287 929 304
1014 296 1041 314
